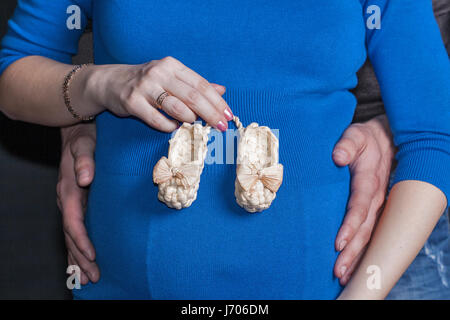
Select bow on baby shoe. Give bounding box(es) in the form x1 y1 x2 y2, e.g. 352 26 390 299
237 163 284 193
153 157 201 189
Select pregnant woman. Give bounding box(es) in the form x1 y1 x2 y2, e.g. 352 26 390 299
0 0 449 299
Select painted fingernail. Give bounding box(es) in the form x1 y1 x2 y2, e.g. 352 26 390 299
217 121 227 132
333 150 348 162
338 240 347 251
340 266 347 278
224 108 233 121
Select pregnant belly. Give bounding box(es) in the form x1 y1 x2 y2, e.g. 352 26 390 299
74 162 349 300
76 88 355 299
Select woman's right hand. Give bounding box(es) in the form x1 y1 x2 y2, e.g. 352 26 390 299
86 56 233 132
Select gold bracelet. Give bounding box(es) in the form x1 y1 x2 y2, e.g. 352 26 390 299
62 64 95 122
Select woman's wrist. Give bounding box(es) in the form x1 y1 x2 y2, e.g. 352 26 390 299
69 64 109 119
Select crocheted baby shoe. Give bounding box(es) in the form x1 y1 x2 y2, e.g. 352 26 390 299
233 116 283 213
153 122 210 209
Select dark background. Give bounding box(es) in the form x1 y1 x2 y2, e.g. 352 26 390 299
0 0 70 299
0 0 448 300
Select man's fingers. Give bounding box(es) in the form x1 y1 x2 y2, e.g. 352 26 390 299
60 124 101 285
74 155 95 187
64 213 96 262
70 135 96 187
333 125 367 166
334 197 380 282
335 173 378 251
67 252 74 267
334 181 385 283
337 249 365 286
339 198 384 286
334 223 371 280
68 251 89 285
60 184 95 261
65 235 100 283
332 118 394 284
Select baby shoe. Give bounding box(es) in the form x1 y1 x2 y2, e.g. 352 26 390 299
153 122 210 209
233 116 283 213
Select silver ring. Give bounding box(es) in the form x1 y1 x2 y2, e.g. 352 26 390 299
156 91 170 109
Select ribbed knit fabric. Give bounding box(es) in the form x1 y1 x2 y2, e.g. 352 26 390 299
1 0 449 299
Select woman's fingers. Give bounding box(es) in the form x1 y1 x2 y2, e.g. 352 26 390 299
156 93 197 124
111 57 231 131
124 93 179 132
142 83 226 125
165 78 229 131
158 83 225 124
174 65 233 122
211 83 226 95
157 56 232 129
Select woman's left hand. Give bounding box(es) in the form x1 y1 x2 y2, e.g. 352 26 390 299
332 114 395 285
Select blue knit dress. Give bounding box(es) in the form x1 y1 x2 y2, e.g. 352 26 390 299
1 0 449 299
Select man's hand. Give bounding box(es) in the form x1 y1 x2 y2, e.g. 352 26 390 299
55 114 394 286
57 122 99 285
332 114 395 285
